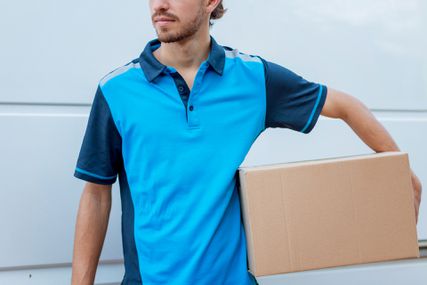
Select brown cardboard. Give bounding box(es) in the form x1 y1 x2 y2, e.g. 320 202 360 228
238 152 420 276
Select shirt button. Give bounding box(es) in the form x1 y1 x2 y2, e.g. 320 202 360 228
178 86 184 92
189 105 194 111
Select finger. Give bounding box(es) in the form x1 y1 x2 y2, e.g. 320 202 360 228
415 205 419 224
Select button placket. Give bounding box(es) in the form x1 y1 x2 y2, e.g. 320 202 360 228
168 70 190 113
186 63 208 128
167 62 208 128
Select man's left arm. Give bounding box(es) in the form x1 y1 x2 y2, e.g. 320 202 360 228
321 87 422 224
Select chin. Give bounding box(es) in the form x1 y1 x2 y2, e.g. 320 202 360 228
157 35 175 43
157 32 184 43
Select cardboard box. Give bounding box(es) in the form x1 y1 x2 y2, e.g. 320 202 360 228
238 152 420 276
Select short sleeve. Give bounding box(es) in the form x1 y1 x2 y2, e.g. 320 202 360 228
74 85 122 185
260 57 328 133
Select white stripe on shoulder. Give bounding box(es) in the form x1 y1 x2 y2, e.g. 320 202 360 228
224 49 261 63
100 61 140 87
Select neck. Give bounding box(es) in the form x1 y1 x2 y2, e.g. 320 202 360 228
153 31 211 71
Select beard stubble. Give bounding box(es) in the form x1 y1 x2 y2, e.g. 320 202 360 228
155 6 206 43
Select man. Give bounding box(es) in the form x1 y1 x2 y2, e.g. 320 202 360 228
71 0 422 284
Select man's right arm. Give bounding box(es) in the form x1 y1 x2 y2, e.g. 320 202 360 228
71 182 112 285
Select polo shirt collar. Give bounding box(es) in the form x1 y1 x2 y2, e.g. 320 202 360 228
139 35 225 82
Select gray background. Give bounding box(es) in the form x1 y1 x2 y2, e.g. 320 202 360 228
0 0 425 283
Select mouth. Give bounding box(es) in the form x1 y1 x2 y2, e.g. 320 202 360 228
154 17 176 26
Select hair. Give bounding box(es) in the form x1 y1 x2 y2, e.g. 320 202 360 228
209 1 227 26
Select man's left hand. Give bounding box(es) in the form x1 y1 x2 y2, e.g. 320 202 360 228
411 170 422 224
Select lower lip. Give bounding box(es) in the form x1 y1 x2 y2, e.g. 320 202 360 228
156 20 175 27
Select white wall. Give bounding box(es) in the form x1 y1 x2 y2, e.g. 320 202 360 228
1 0 425 283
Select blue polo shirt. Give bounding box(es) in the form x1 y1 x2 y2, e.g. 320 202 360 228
74 36 327 285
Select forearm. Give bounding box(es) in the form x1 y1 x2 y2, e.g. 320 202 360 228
342 95 399 152
71 183 112 285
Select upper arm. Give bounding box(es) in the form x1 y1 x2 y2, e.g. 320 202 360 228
85 182 113 192
81 182 113 207
320 87 364 120
260 57 328 134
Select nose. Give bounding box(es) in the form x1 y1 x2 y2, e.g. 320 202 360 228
150 0 170 13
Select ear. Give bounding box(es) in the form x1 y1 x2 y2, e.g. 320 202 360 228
205 0 221 14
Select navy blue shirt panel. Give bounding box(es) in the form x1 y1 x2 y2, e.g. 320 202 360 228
118 169 143 283
260 57 327 133
74 85 123 185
